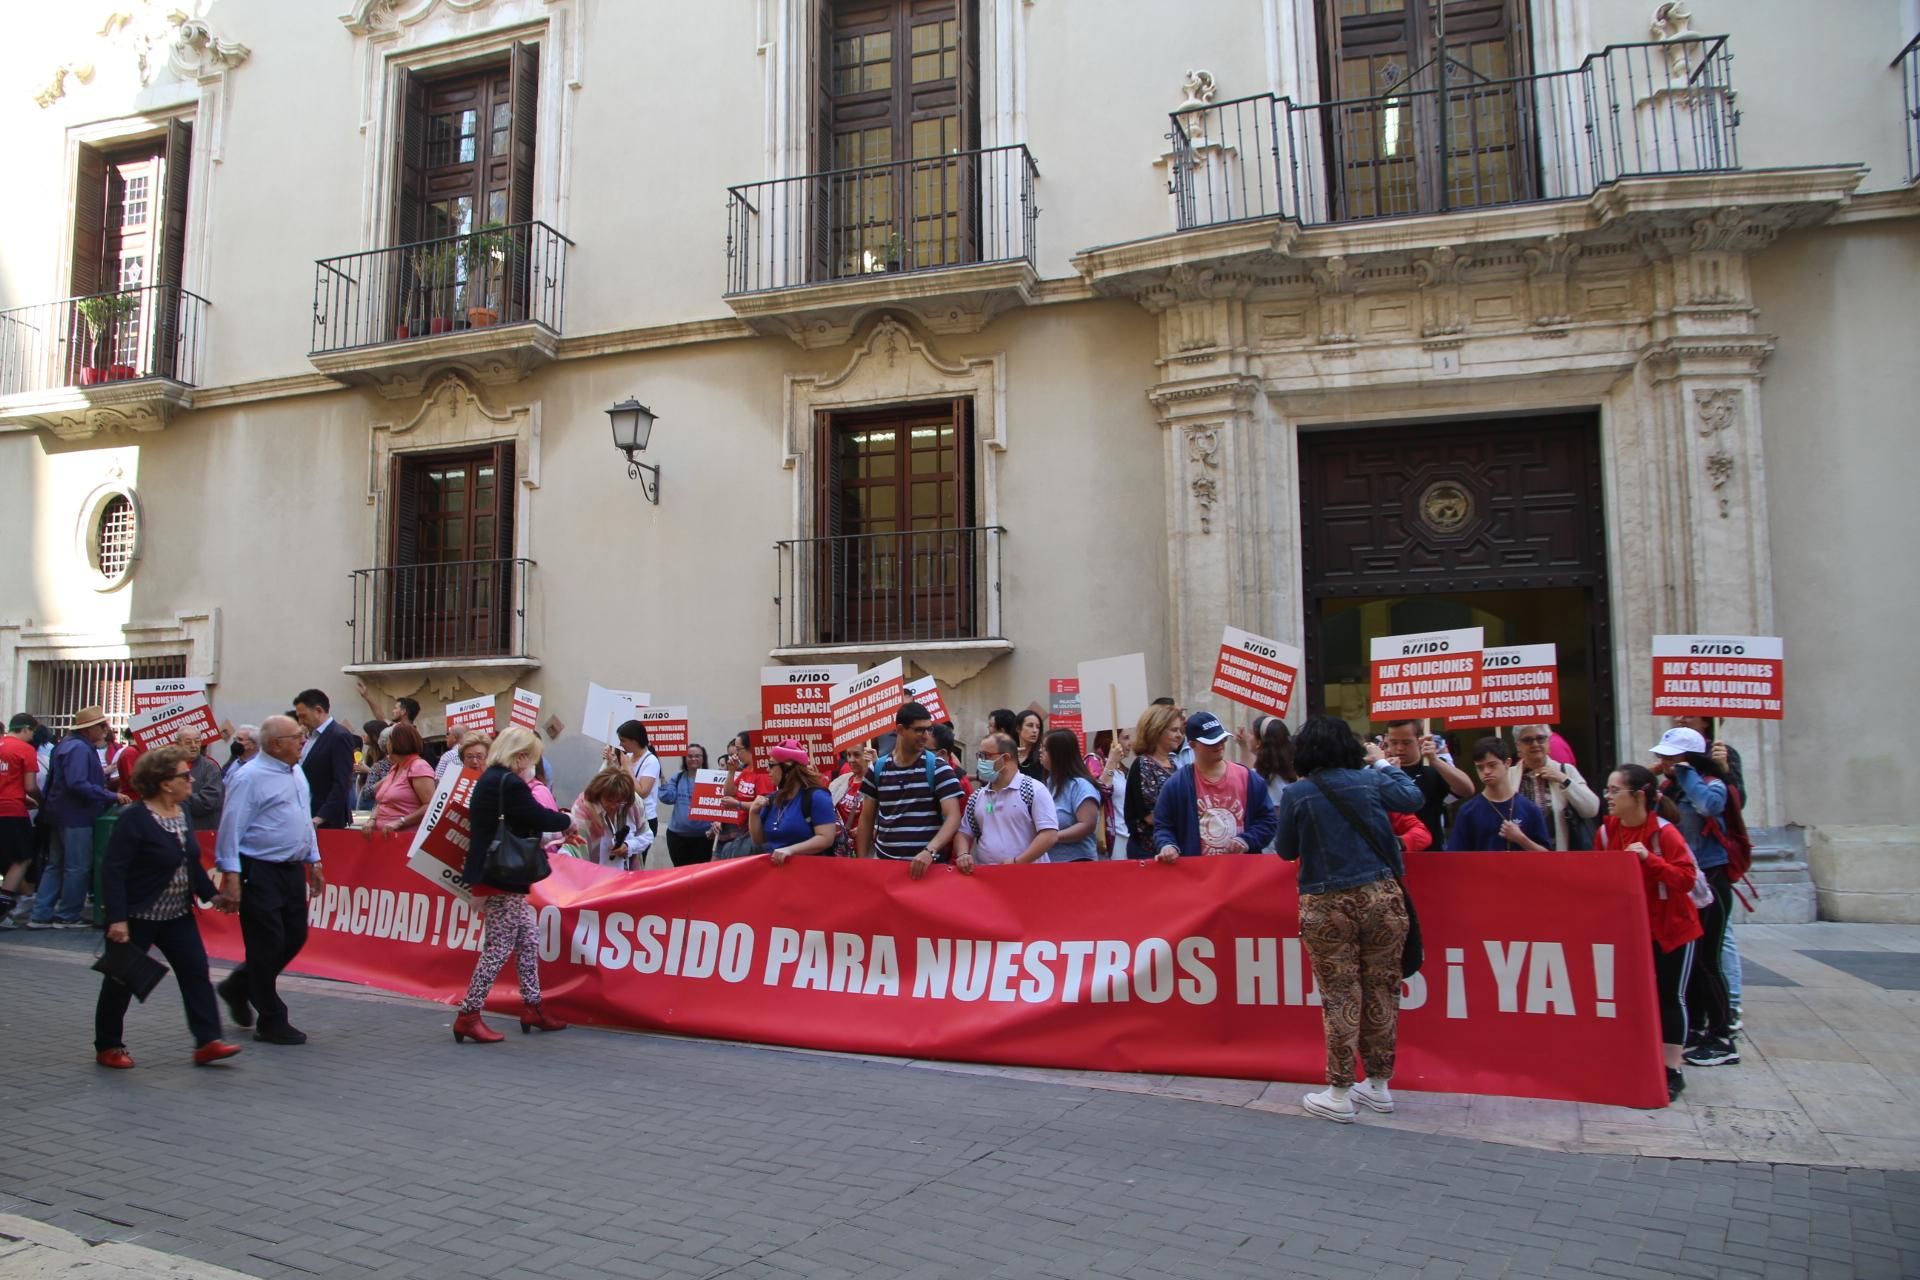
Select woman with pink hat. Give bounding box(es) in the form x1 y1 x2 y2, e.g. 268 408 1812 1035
747 740 840 865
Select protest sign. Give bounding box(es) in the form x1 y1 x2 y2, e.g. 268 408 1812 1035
1369 627 1484 720
508 687 541 731
761 664 858 769
1651 635 1784 719
581 683 650 744
1076 653 1150 736
1209 626 1302 720
686 768 739 824
636 705 691 757
404 765 482 903
127 694 219 750
904 676 948 725
830 659 907 752
1048 679 1085 755
131 677 207 714
444 695 496 738
1454 644 1560 727
197 835 1669 1110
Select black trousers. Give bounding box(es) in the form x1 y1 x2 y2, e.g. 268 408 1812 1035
1653 939 1696 1047
228 858 310 1032
1685 865 1734 1040
95 913 222 1050
665 830 711 868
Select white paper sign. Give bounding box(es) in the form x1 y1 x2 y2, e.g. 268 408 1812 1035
1075 653 1151 736
580 683 651 745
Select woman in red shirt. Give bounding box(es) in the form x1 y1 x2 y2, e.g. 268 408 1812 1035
1594 762 1703 1102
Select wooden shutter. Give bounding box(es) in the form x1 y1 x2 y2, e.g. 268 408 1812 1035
70 144 108 298
489 440 518 653
813 410 845 643
150 119 192 380
393 69 429 247
955 0 978 152
491 440 517 559
809 0 834 282
388 453 421 567
506 43 539 227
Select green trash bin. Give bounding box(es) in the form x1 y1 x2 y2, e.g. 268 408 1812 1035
90 811 119 928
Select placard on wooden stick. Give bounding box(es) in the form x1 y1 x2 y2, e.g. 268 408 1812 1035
1076 653 1150 737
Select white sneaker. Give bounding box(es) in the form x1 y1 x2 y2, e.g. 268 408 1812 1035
1351 1078 1395 1113
1302 1088 1357 1124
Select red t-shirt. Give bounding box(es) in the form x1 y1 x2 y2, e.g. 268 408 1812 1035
728 769 773 823
1194 763 1250 855
0 735 38 818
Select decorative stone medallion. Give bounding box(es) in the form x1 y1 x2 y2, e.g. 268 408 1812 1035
1417 479 1474 536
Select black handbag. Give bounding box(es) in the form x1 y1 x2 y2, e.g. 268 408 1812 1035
479 773 552 892
1307 773 1423 978
93 942 169 1001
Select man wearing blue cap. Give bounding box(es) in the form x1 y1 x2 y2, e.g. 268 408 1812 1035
1150 711 1277 860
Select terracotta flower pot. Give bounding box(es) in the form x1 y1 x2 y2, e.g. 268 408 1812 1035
79 367 108 386
109 364 137 381
467 307 498 329
429 316 451 334
394 323 411 340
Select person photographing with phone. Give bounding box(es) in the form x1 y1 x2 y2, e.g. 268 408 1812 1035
1378 721 1474 845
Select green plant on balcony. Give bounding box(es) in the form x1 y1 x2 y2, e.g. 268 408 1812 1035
403 240 462 335
74 290 138 380
458 222 513 327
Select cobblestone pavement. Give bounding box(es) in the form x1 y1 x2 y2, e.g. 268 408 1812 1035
2 936 1916 1280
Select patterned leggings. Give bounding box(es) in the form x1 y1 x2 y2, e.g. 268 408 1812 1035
1299 877 1409 1088
459 893 542 1014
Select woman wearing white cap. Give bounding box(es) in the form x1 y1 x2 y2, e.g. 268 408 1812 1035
1649 727 1738 1068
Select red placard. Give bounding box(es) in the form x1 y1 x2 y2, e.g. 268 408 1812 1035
685 769 739 824
1369 627 1484 721
761 664 858 769
194 835 1669 1110
1651 635 1784 719
904 676 949 725
127 694 220 750
444 695 496 739
508 687 541 731
1210 626 1302 719
636 705 690 757
830 659 907 752
131 677 206 714
405 766 482 901
1453 644 1560 727
1048 678 1085 755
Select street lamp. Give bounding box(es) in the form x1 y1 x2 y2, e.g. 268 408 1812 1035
607 397 660 504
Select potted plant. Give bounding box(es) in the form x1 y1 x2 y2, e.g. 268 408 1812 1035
460 223 512 329
404 241 461 336
75 291 137 384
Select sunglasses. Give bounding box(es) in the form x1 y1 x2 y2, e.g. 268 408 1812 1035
171 770 193 781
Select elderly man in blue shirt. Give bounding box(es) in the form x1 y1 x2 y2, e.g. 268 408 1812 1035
213 715 325 1045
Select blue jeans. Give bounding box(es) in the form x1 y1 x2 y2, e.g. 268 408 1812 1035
1723 920 1743 1011
31 826 94 923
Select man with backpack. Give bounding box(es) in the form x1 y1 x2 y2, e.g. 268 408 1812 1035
954 733 1059 868
856 702 963 880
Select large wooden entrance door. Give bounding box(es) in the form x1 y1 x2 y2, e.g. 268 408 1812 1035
1298 413 1613 766
389 445 516 660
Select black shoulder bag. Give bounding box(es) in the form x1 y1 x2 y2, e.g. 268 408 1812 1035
480 772 552 892
1307 773 1423 978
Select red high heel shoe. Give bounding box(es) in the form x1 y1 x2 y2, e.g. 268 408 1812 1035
452 1011 504 1043
520 1003 567 1034
193 1040 242 1066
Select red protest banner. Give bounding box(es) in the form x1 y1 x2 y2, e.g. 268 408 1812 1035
1210 626 1302 719
508 687 541 731
686 768 739 824
127 694 220 750
194 834 1669 1109
636 705 690 757
1651 635 1784 719
1369 627 1484 721
830 659 907 752
904 676 949 725
1453 643 1560 727
131 677 206 714
444 695 496 739
405 765 482 901
1048 678 1084 754
761 664 857 769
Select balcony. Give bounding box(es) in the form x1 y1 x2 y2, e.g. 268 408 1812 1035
309 221 571 398
1899 33 1920 185
725 145 1040 348
0 285 207 438
344 558 538 684
772 527 1010 680
1170 37 1738 230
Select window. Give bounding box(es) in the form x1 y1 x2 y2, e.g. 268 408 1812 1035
1318 0 1533 219
95 495 137 580
69 121 191 382
382 443 518 660
27 656 186 734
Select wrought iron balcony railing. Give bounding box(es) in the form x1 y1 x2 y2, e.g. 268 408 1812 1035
1171 36 1738 230
1898 33 1920 185
312 221 571 355
0 285 207 397
349 558 534 666
775 526 1005 649
727 145 1039 295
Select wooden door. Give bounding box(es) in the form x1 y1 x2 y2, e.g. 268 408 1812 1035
1319 0 1532 219
390 445 516 659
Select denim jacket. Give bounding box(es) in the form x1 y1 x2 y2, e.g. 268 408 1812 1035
1273 765 1424 895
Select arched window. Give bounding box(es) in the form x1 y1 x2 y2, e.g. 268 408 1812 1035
95 494 137 580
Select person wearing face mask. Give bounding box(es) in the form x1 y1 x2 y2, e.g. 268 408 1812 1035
954 733 1058 870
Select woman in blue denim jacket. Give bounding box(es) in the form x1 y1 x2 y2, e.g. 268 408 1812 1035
1272 716 1424 1125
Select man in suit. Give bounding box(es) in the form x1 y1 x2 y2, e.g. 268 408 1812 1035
293 689 355 829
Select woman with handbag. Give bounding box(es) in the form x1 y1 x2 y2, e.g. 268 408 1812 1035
1509 724 1600 851
1271 716 1425 1124
94 745 242 1069
453 727 573 1044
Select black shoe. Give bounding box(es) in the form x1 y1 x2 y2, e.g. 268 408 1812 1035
253 1024 307 1045
1666 1068 1686 1102
1683 1036 1739 1067
216 976 254 1029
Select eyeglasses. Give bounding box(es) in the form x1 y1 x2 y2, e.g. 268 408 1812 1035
1517 735 1550 745
171 770 193 781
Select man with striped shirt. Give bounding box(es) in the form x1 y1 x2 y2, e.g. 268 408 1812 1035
856 701 964 880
